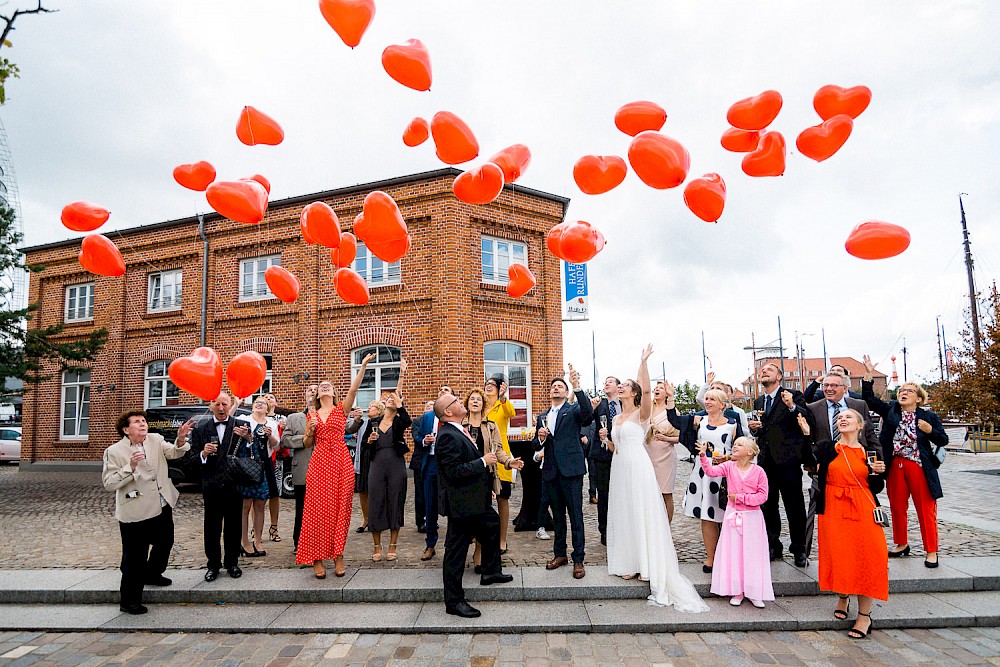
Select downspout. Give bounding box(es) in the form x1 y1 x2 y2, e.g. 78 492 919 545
198 214 209 349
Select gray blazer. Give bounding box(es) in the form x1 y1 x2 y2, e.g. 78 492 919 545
281 412 311 487
806 397 878 452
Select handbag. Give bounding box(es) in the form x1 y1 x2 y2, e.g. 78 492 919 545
841 445 889 528
933 445 947 466
222 429 264 487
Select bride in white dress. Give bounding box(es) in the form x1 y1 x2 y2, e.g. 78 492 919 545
604 345 709 612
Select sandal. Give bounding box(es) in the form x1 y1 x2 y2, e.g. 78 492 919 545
269 525 282 542
372 545 383 562
334 556 347 577
313 560 326 579
848 612 872 639
386 543 398 561
834 594 850 620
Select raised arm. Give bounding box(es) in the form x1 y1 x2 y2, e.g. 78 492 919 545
343 352 376 412
860 354 891 417
638 344 653 422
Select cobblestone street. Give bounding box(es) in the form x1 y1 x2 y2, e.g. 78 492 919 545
2 452 999 572
2 627 1000 667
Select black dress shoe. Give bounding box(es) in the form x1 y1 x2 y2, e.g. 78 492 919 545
794 554 809 568
769 550 783 561
417 525 426 533
204 568 220 582
446 601 481 618
888 545 911 558
480 572 514 586
702 565 713 573
145 575 172 586
227 565 243 578
119 603 148 615
473 565 482 574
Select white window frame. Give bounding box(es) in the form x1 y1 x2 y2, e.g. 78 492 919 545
484 340 532 432
148 269 183 313
241 354 274 406
239 255 281 302
60 369 91 440
354 242 401 287
144 361 180 408
64 283 95 323
481 236 527 286
351 346 401 409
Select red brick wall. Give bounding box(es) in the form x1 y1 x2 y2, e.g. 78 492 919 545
21 171 567 462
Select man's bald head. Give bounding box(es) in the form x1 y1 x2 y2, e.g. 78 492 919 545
434 393 466 422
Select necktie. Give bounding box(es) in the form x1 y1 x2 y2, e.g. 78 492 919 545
831 402 842 442
609 400 619 420
764 394 772 415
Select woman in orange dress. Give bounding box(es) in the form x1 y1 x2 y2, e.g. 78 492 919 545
296 352 375 578
802 408 888 639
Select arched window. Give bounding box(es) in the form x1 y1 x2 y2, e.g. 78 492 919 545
145 361 179 408
484 341 531 430
351 345 401 409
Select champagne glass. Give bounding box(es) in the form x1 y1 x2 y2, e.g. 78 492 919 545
600 415 608 448
867 449 880 476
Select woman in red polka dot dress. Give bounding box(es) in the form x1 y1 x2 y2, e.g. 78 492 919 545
296 352 375 578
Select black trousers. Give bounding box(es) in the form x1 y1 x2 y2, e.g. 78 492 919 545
443 508 500 607
119 505 173 607
203 485 243 569
761 461 807 558
591 459 612 538
545 474 586 563
293 484 306 548
412 463 426 529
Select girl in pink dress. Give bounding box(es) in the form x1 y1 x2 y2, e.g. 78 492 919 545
697 436 773 607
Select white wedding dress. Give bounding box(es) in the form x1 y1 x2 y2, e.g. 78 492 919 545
607 411 709 612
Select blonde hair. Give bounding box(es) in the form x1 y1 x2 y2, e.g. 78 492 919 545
899 382 928 406
368 400 386 416
703 389 728 407
734 436 759 457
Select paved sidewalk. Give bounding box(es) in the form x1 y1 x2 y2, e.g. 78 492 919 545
1 452 998 571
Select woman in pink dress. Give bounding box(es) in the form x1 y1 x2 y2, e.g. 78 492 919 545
296 352 375 578
697 436 773 607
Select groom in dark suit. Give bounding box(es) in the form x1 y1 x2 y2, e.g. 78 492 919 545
533 364 594 579
435 392 514 618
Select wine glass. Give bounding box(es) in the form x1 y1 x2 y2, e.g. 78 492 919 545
600 415 608 448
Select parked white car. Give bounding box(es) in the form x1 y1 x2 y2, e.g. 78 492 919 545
0 426 20 463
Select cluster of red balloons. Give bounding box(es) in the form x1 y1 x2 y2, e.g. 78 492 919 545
60 202 126 277
167 348 269 402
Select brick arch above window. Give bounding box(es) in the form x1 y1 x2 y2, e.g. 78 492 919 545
345 327 405 350
239 337 276 354
138 343 186 364
480 323 536 347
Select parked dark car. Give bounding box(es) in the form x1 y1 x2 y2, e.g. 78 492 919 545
145 405 294 497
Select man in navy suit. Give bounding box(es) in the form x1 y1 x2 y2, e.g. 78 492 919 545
533 364 593 579
415 386 454 561
588 376 622 546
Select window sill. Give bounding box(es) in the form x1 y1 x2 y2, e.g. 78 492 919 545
238 294 277 304
480 281 510 291
145 308 183 318
64 318 94 325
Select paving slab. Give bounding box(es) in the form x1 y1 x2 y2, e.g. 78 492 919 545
342 567 442 602
188 567 354 604
269 602 424 632
585 596 797 633
520 566 648 601
0 604 123 630
464 568 525 602
98 602 291 632
414 600 591 633
944 556 1000 590
866 592 976 628
0 570 103 603
886 557 975 593
930 591 1000 626
65 568 207 604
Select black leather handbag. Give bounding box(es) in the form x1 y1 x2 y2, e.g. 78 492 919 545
222 433 264 487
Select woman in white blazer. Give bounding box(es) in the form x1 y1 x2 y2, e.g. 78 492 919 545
102 410 193 615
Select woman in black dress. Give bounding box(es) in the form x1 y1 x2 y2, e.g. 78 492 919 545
362 359 411 562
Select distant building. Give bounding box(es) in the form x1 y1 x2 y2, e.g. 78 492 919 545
741 356 888 401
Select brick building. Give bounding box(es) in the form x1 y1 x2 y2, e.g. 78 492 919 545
19 168 568 467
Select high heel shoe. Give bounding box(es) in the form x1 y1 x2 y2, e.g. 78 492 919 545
888 545 911 558
834 595 850 620
848 611 872 639
313 560 326 579
386 543 398 561
371 545 383 562
356 524 368 534
269 525 281 542
333 557 346 577
924 553 939 568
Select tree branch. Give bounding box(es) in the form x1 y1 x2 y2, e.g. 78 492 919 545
1 2 56 47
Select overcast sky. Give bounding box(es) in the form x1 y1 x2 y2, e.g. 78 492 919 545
3 1 998 392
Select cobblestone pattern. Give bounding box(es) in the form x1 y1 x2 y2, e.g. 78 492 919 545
1 627 999 666
1 452 998 571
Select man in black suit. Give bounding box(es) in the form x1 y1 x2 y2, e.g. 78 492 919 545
803 370 880 557
434 392 514 618
588 376 621 546
189 392 249 581
533 364 594 579
749 363 816 567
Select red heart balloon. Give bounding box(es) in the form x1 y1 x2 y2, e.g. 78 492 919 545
614 101 667 137
741 131 786 177
359 191 408 243
720 128 761 153
365 234 411 263
573 155 627 195
548 221 605 263
488 144 532 184
382 39 432 92
453 163 505 205
331 232 357 268
61 201 110 232
264 265 301 303
226 351 267 399
431 111 479 165
683 174 727 223
334 267 370 305
796 115 853 162
236 106 284 146
628 132 690 189
814 85 872 121
845 221 910 260
318 0 375 48
506 263 536 298
173 162 216 192
546 221 571 257
206 180 269 224
168 347 223 402
727 90 783 131
300 202 342 248
244 174 271 194
402 117 429 147
78 233 125 277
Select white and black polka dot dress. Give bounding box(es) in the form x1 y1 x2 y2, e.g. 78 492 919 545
682 417 738 523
